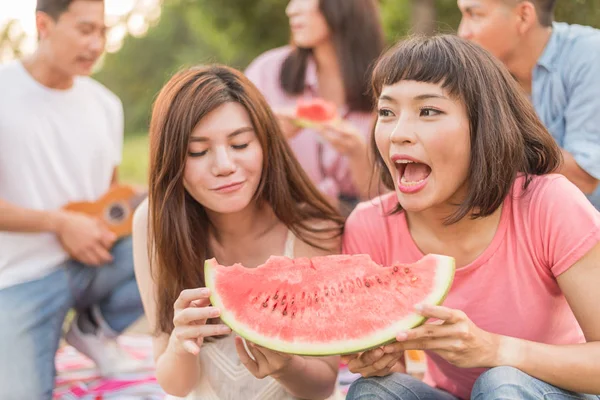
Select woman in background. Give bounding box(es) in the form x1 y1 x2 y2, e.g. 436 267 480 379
245 0 385 214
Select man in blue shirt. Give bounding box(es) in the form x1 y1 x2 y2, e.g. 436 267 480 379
457 0 600 208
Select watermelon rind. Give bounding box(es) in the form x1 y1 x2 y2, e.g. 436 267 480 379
205 254 455 356
291 118 321 129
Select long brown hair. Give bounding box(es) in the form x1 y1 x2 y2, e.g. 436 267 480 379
148 65 343 334
370 35 561 224
280 0 385 112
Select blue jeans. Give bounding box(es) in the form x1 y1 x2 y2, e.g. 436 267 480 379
347 367 600 400
0 237 143 400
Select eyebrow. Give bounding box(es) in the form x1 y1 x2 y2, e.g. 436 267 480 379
461 2 482 12
379 93 448 102
414 93 448 101
189 126 254 142
77 21 102 28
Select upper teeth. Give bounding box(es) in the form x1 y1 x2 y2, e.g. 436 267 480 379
395 160 415 164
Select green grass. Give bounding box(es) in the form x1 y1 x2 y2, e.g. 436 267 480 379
120 134 150 185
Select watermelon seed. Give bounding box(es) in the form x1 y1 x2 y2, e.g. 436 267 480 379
273 292 279 300
262 302 268 308
291 312 296 318
365 281 371 288
283 309 287 316
272 303 278 311
281 296 287 305
405 267 410 274
377 277 382 284
339 288 344 293
393 266 399 273
325 288 329 296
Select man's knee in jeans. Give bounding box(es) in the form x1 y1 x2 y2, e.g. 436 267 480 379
347 374 424 400
110 235 134 266
0 270 71 400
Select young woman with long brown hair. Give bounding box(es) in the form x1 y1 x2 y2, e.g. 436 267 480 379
132 65 344 399
245 0 386 214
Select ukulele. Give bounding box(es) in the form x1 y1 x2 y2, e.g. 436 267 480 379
63 184 147 239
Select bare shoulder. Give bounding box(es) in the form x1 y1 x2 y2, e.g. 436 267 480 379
294 218 342 258
132 198 152 276
133 197 149 233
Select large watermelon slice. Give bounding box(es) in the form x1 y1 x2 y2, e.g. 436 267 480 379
205 254 455 356
293 98 338 128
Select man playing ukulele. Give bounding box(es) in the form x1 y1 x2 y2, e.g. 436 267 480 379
0 1 143 398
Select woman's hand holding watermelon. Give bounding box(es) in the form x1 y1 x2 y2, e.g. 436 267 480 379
168 288 232 356
382 304 502 369
234 337 297 379
272 107 302 139
317 119 367 157
342 347 406 378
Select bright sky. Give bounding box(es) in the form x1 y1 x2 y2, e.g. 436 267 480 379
0 0 158 55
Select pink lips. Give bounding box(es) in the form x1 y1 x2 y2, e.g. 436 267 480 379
212 181 245 194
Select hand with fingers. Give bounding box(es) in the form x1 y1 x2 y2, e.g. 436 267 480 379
167 288 232 357
382 304 501 369
234 337 298 379
55 210 117 266
341 347 406 378
317 119 367 157
273 107 302 139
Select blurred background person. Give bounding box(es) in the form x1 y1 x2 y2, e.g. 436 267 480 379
0 1 143 398
245 0 386 215
458 0 600 209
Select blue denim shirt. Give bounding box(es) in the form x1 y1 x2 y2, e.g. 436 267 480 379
532 22 600 209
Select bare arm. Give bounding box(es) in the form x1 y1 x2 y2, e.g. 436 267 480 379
0 198 115 265
558 149 599 194
0 198 62 233
319 119 382 201
272 355 339 399
132 200 200 396
499 242 600 394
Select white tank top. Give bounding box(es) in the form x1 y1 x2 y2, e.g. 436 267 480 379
175 230 343 400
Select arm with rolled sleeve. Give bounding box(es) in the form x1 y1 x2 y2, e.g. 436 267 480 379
560 39 600 194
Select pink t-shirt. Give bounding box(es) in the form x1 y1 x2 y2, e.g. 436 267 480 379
245 46 376 199
342 174 600 399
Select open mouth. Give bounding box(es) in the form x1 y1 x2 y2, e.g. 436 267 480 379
394 159 432 194
395 160 431 185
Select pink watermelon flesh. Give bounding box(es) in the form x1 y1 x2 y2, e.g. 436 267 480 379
205 253 455 355
294 98 337 127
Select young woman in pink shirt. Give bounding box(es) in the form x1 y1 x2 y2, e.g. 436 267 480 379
245 0 385 214
342 35 600 399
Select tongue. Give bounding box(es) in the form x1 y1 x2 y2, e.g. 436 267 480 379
403 163 431 182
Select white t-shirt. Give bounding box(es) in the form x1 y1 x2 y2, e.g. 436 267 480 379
0 61 123 289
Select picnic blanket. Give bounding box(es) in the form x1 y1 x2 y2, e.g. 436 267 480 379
54 334 425 399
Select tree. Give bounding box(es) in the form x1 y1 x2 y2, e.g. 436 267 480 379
95 0 600 134
0 20 27 63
